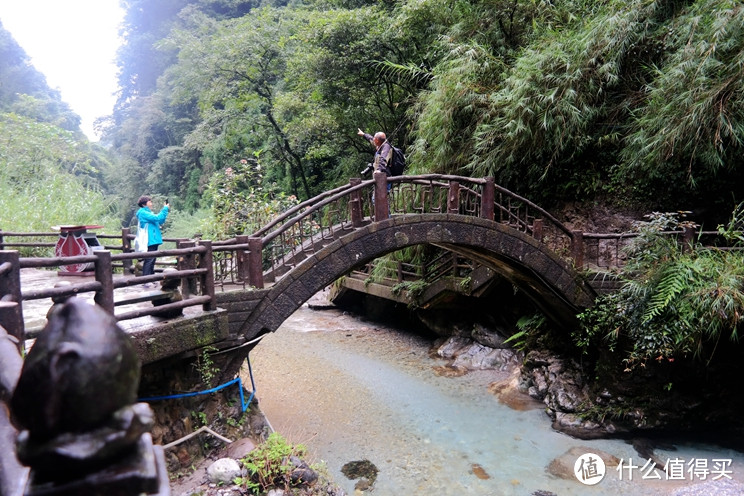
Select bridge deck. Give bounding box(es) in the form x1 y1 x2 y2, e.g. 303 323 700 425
19 268 210 335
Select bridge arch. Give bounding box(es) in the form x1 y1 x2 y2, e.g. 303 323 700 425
239 213 597 340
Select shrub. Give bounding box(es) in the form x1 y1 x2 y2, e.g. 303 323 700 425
577 210 744 369
235 432 308 494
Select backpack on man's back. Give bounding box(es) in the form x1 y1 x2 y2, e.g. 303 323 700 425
386 143 406 176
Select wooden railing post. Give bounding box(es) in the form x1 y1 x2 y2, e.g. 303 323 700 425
349 177 363 227
236 235 249 281
121 227 133 274
0 250 24 350
178 239 197 298
248 237 264 289
373 171 389 221
532 218 544 242
199 241 216 311
94 250 115 315
480 177 495 220
0 230 5 250
682 225 695 252
571 230 584 270
448 181 460 214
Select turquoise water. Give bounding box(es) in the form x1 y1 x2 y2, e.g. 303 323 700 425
249 305 744 496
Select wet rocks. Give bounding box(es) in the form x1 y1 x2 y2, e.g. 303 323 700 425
434 336 522 371
288 455 319 485
341 459 378 492
488 372 543 411
521 350 619 438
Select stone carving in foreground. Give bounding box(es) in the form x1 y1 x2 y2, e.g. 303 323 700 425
4 298 169 496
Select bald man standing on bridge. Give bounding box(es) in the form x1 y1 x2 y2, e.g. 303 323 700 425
358 128 392 177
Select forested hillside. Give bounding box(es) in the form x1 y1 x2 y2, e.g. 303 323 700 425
0 20 120 233
103 0 744 233
2 0 744 235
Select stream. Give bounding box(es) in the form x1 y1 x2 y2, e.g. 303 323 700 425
246 300 744 496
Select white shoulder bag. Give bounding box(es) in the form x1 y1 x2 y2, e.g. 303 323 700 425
134 223 149 252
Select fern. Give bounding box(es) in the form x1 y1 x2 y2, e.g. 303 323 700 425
641 263 689 323
579 209 744 368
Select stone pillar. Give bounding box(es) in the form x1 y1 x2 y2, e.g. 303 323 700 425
121 228 133 274
571 230 584 270
480 177 495 220
0 250 24 349
236 235 249 282
448 181 460 214
248 237 264 289
532 219 544 242
178 240 197 298
94 250 115 314
349 178 363 227
373 171 389 221
682 225 695 252
199 241 216 311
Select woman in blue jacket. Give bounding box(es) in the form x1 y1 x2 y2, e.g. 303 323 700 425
136 195 170 286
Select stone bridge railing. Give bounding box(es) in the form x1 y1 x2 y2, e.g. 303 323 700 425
229 173 579 287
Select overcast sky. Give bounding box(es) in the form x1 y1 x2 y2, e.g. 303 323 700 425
0 0 124 140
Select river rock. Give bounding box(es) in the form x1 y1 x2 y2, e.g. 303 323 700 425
547 446 620 480
489 371 544 411
224 437 256 459
434 336 472 358
288 455 318 485
207 457 242 483
451 343 521 370
471 322 510 348
551 412 616 439
523 352 588 411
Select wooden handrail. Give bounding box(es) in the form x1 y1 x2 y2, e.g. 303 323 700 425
0 239 218 340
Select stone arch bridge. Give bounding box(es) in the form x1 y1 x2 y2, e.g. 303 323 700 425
202 173 614 379
241 213 594 338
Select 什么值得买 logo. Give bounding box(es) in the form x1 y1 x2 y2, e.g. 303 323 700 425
574 453 606 486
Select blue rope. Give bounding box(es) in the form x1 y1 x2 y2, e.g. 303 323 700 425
139 356 256 413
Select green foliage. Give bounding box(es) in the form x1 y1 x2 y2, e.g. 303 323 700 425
99 0 744 229
235 432 308 495
472 0 665 186
0 113 120 233
577 211 744 370
716 202 744 246
620 0 744 185
407 0 536 175
194 345 220 387
391 279 429 303
203 157 299 239
164 208 213 240
507 314 547 351
191 410 209 427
